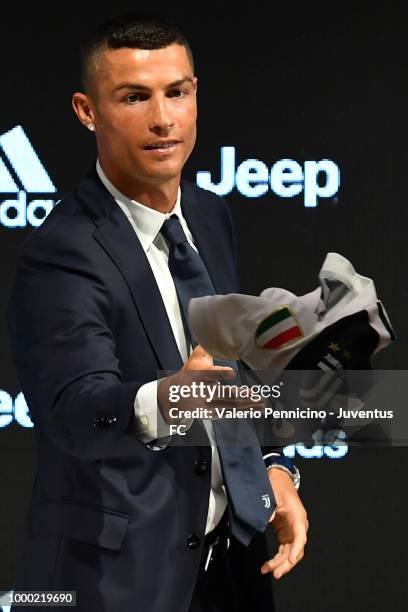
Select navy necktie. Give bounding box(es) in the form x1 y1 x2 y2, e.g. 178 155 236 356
160 213 275 545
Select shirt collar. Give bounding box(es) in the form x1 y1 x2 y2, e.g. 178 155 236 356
96 158 182 252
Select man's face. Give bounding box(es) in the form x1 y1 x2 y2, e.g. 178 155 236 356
90 43 197 186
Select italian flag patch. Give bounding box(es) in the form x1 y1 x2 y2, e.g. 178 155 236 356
255 306 304 349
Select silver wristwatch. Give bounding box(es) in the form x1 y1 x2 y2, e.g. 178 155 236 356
266 462 301 490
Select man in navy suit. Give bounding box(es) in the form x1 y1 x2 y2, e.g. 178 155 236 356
7 13 308 612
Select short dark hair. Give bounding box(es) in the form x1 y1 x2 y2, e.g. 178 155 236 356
80 13 194 95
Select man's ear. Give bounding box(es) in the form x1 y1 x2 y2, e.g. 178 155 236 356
72 92 97 131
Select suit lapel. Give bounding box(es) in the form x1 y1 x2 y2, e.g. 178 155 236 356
76 164 183 371
75 164 230 371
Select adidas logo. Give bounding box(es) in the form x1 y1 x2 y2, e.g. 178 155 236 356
0 125 57 228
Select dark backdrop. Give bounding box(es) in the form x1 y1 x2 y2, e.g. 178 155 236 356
1 3 407 611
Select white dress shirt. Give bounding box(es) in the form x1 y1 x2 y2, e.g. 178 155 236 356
96 159 227 534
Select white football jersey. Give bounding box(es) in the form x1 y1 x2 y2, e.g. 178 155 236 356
189 252 395 372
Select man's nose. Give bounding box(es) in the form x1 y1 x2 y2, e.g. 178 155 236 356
149 96 175 131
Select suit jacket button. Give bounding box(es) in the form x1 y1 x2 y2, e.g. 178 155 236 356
186 534 201 550
194 458 208 476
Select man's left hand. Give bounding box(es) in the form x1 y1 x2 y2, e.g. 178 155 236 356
260 468 309 579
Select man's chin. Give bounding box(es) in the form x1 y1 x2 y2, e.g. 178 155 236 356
140 165 183 184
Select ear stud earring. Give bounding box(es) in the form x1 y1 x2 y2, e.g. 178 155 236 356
87 123 94 131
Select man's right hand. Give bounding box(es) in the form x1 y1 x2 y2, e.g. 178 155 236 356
157 344 265 425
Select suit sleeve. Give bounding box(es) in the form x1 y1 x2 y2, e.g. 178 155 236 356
7 231 158 461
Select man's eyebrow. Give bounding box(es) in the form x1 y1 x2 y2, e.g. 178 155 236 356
114 77 194 93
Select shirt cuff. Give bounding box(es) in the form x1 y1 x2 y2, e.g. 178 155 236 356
133 379 193 448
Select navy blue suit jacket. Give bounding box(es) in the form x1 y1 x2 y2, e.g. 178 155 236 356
7 163 271 611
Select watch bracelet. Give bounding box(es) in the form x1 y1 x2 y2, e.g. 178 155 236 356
266 463 300 490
